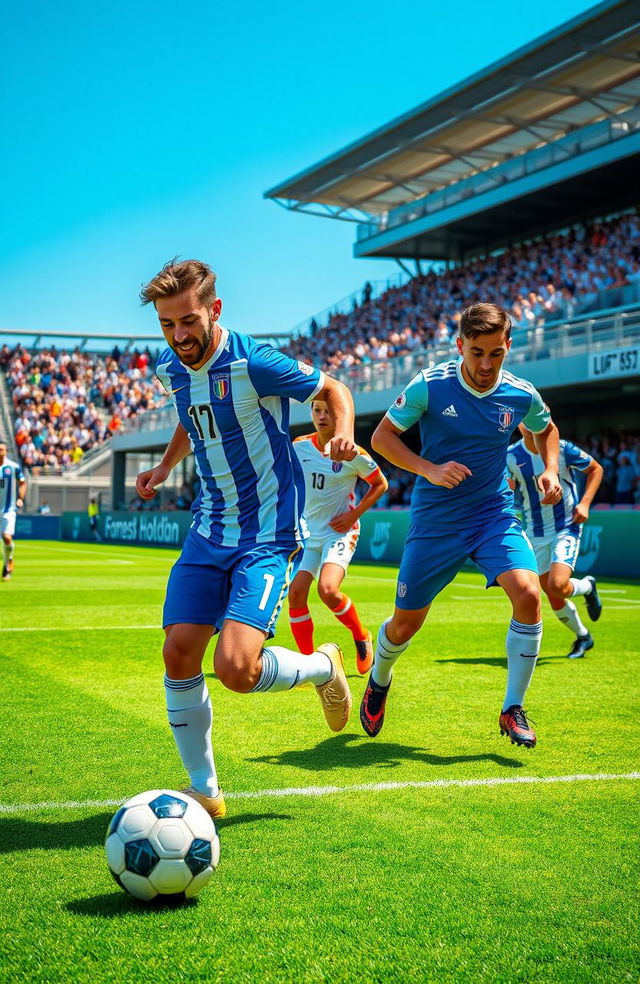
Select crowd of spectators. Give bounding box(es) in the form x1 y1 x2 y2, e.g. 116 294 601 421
581 431 640 506
0 343 165 471
284 211 640 372
2 210 638 475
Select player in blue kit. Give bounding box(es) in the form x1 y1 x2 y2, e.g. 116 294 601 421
0 440 27 581
507 424 603 658
360 302 563 748
135 260 355 818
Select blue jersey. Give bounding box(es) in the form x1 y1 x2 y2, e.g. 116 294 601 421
0 457 24 513
386 360 550 528
156 328 324 549
506 438 592 539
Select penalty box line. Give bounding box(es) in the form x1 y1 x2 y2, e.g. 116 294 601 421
1 771 639 815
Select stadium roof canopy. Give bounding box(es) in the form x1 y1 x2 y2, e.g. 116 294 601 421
265 0 640 259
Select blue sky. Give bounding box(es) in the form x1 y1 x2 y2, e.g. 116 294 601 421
0 0 592 343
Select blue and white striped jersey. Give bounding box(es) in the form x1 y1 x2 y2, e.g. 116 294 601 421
0 457 25 513
155 328 324 549
506 438 592 538
386 360 550 528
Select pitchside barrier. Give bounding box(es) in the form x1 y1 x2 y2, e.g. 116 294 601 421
57 509 640 579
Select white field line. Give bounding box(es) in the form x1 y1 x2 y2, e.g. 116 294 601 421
1 624 160 633
1 771 638 815
601 597 640 605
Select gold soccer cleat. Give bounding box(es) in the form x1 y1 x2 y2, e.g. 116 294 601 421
315 643 352 732
181 786 227 820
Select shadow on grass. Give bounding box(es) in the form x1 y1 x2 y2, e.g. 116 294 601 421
248 733 523 772
435 655 567 667
1 810 290 853
0 812 114 854
66 892 199 919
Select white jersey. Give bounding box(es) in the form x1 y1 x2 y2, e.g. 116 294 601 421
0 457 25 513
293 433 380 539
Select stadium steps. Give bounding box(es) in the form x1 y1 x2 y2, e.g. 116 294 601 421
0 370 19 460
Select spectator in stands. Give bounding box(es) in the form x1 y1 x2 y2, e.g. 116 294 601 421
615 454 637 505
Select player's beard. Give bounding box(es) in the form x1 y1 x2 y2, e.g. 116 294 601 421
173 317 215 367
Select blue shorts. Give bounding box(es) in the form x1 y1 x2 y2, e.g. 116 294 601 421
396 514 537 610
163 528 302 637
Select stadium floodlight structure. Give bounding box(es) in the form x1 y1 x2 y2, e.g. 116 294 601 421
264 0 640 263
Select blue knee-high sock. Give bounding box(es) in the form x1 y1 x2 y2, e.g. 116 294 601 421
164 673 219 796
502 619 542 711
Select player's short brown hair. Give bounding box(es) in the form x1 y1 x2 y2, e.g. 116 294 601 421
140 258 217 307
459 302 512 340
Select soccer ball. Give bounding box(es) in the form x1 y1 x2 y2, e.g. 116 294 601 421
105 789 220 901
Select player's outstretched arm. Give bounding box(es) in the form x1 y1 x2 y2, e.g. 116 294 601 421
372 417 471 489
136 422 191 501
533 421 562 505
316 376 357 461
573 457 603 523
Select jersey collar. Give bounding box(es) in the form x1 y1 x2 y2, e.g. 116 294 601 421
456 360 503 398
183 326 229 375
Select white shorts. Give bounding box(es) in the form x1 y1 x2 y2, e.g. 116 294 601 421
0 512 16 537
298 530 359 579
532 529 581 575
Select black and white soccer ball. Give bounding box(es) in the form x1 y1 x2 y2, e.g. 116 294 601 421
105 789 220 901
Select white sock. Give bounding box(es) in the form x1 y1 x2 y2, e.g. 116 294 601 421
503 619 542 711
555 601 588 638
164 673 219 796
371 619 409 688
2 540 10 563
569 576 592 597
250 646 332 692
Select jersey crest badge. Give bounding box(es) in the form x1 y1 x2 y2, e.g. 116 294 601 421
212 375 230 400
394 392 407 409
332 461 343 473
297 361 314 376
497 406 515 432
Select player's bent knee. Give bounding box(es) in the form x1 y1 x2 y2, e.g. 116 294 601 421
214 648 260 694
512 582 541 620
318 584 342 608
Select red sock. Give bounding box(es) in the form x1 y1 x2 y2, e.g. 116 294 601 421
289 606 315 655
331 596 367 642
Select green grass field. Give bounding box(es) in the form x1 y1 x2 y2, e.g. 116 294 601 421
1 540 639 983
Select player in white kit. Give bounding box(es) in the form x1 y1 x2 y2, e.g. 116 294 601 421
0 441 27 581
289 400 388 674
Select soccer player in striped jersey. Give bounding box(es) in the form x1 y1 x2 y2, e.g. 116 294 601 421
136 260 355 819
0 441 27 581
507 424 603 658
289 400 388 674
360 303 563 749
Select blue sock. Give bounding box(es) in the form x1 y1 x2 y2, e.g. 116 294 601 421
502 619 542 711
250 646 332 693
164 673 219 796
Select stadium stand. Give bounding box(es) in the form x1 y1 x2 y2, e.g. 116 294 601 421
283 210 640 371
4 344 166 471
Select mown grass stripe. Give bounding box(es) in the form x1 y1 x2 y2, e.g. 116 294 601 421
2 771 638 814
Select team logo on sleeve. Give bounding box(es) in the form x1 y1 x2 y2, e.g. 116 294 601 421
297 361 314 376
394 392 407 409
212 374 230 399
332 461 343 473
497 406 515 432
397 581 407 599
